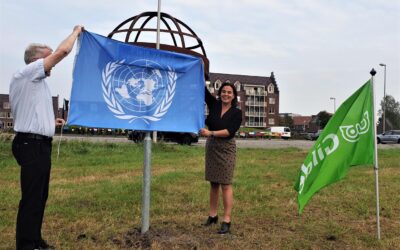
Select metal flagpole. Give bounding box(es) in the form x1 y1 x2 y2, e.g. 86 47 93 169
156 0 161 50
141 132 151 234
370 68 381 240
152 0 161 143
141 0 161 235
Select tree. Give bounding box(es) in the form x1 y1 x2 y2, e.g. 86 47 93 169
316 111 332 129
378 95 400 129
279 114 294 127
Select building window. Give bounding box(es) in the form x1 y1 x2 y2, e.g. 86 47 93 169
269 107 275 114
214 80 221 90
0 112 6 118
7 122 13 127
268 84 274 93
234 81 241 91
3 102 10 109
269 98 275 104
206 81 214 93
7 112 12 118
269 118 275 125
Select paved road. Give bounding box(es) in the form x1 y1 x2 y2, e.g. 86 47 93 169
196 139 400 149
196 138 315 149
54 135 400 150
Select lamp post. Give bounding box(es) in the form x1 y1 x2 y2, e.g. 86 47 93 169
379 63 386 133
330 97 336 113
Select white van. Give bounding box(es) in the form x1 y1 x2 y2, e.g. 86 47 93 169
266 126 291 139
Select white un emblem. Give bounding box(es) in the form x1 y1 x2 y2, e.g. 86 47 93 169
102 60 177 123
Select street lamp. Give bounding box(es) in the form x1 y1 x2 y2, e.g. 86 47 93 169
379 63 386 133
330 97 336 113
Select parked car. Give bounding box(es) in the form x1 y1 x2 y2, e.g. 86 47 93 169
127 130 145 142
160 132 198 145
377 130 400 144
238 131 247 138
305 130 323 141
266 126 291 139
127 130 198 145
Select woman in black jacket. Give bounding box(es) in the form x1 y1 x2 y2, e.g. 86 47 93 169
200 82 242 234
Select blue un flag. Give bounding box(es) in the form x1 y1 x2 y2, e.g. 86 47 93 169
68 31 205 133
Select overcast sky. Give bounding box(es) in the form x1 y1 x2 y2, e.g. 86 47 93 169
1 0 399 116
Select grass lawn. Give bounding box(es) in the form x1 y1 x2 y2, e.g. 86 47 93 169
0 137 399 249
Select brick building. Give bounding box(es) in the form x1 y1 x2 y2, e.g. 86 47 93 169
0 94 13 129
292 116 313 132
207 72 280 128
0 94 59 130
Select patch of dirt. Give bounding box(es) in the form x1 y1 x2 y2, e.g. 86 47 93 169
108 223 227 249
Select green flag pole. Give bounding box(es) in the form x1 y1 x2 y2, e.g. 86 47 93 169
370 68 381 240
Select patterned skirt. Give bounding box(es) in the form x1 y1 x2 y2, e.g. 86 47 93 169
205 137 236 185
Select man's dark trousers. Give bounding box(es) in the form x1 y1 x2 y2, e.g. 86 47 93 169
12 134 52 250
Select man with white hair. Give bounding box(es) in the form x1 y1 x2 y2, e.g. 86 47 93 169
10 25 83 250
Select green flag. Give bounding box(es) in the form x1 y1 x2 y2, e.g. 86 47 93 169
295 80 375 213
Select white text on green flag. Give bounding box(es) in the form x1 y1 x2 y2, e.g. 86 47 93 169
294 80 375 213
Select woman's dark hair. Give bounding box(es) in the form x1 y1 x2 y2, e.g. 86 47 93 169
217 82 238 107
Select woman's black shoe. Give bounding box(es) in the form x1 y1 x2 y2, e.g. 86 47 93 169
218 222 231 234
35 239 55 249
203 215 218 226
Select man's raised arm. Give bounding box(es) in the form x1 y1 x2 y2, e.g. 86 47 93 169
44 25 83 73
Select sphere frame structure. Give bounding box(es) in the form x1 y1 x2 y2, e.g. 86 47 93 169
108 11 209 79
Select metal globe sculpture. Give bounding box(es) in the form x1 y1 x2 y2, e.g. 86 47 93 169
108 11 209 79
